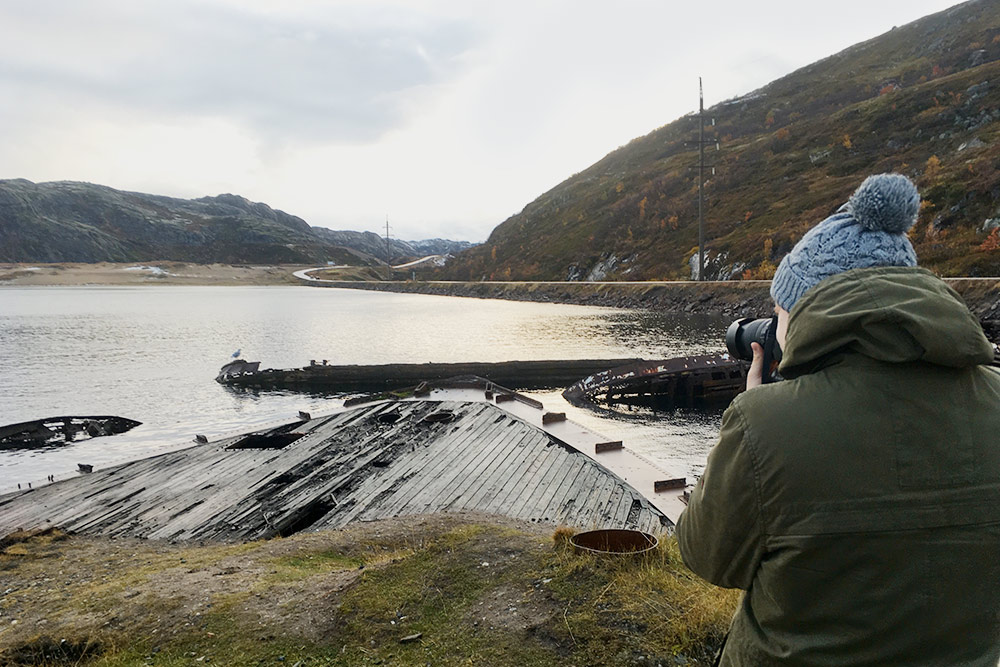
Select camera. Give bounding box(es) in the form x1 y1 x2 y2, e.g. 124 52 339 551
726 316 783 384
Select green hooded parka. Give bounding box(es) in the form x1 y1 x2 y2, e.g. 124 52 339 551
676 266 1000 666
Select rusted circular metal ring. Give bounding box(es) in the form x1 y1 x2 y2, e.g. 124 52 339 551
570 529 658 556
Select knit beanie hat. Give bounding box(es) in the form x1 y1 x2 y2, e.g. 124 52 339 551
770 173 920 312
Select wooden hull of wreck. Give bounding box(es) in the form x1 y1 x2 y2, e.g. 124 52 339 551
0 400 670 541
217 359 644 393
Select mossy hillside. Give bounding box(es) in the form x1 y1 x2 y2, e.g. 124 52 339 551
442 2 1000 281
0 518 738 667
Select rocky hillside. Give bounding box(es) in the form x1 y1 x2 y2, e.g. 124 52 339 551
0 180 470 265
443 0 1000 281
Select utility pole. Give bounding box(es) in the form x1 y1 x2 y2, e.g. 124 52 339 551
384 215 391 279
694 78 718 281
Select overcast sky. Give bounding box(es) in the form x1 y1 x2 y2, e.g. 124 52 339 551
0 0 964 242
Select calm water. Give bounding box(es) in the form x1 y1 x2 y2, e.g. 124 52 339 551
0 286 730 493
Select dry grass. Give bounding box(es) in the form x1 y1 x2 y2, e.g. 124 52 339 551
0 516 739 666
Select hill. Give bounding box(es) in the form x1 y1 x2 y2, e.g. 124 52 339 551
442 0 1000 281
0 180 471 266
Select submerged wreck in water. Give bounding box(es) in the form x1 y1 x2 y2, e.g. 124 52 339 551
0 382 687 540
563 354 748 410
216 358 642 393
0 416 141 450
215 354 751 411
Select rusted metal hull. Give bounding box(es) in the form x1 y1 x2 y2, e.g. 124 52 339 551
562 354 748 410
217 358 643 393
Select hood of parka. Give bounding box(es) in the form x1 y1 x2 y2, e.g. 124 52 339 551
778 266 994 378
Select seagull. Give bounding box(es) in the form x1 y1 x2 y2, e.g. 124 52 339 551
231 349 242 359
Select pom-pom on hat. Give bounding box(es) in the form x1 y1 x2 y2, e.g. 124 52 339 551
770 173 920 312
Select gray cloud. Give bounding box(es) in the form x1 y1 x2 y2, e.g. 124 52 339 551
0 1 478 143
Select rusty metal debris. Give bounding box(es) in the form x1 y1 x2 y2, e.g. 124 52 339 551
562 353 748 411
570 529 658 556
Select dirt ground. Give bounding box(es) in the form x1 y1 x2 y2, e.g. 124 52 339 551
0 263 312 286
0 515 508 643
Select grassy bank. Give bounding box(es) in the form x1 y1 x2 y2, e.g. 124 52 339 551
0 515 738 667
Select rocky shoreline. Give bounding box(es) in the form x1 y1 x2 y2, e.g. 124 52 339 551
303 278 1000 342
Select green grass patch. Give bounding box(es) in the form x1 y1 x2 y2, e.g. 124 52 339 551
267 550 364 583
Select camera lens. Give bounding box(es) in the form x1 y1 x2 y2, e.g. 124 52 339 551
725 317 774 361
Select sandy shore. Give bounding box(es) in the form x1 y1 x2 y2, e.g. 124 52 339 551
0 262 312 286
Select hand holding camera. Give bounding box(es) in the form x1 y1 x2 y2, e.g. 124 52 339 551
726 316 783 386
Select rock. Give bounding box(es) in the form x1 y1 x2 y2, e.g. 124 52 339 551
967 81 990 99
958 138 986 152
586 255 618 281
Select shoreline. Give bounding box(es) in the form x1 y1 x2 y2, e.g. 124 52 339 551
3 262 997 339
0 262 311 286
300 275 1000 335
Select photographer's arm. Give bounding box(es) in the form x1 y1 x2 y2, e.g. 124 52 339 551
675 401 764 590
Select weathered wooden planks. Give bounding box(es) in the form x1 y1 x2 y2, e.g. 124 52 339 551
0 400 670 541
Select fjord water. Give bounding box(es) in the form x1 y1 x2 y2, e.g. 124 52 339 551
0 286 729 494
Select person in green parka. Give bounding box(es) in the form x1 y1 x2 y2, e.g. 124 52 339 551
676 173 1000 666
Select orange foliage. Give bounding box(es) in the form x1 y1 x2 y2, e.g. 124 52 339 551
925 155 941 180
980 228 1000 252
742 239 777 280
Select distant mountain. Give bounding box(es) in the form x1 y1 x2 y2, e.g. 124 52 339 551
310 229 476 262
311 228 410 262
443 0 1000 281
406 238 476 255
0 180 470 265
